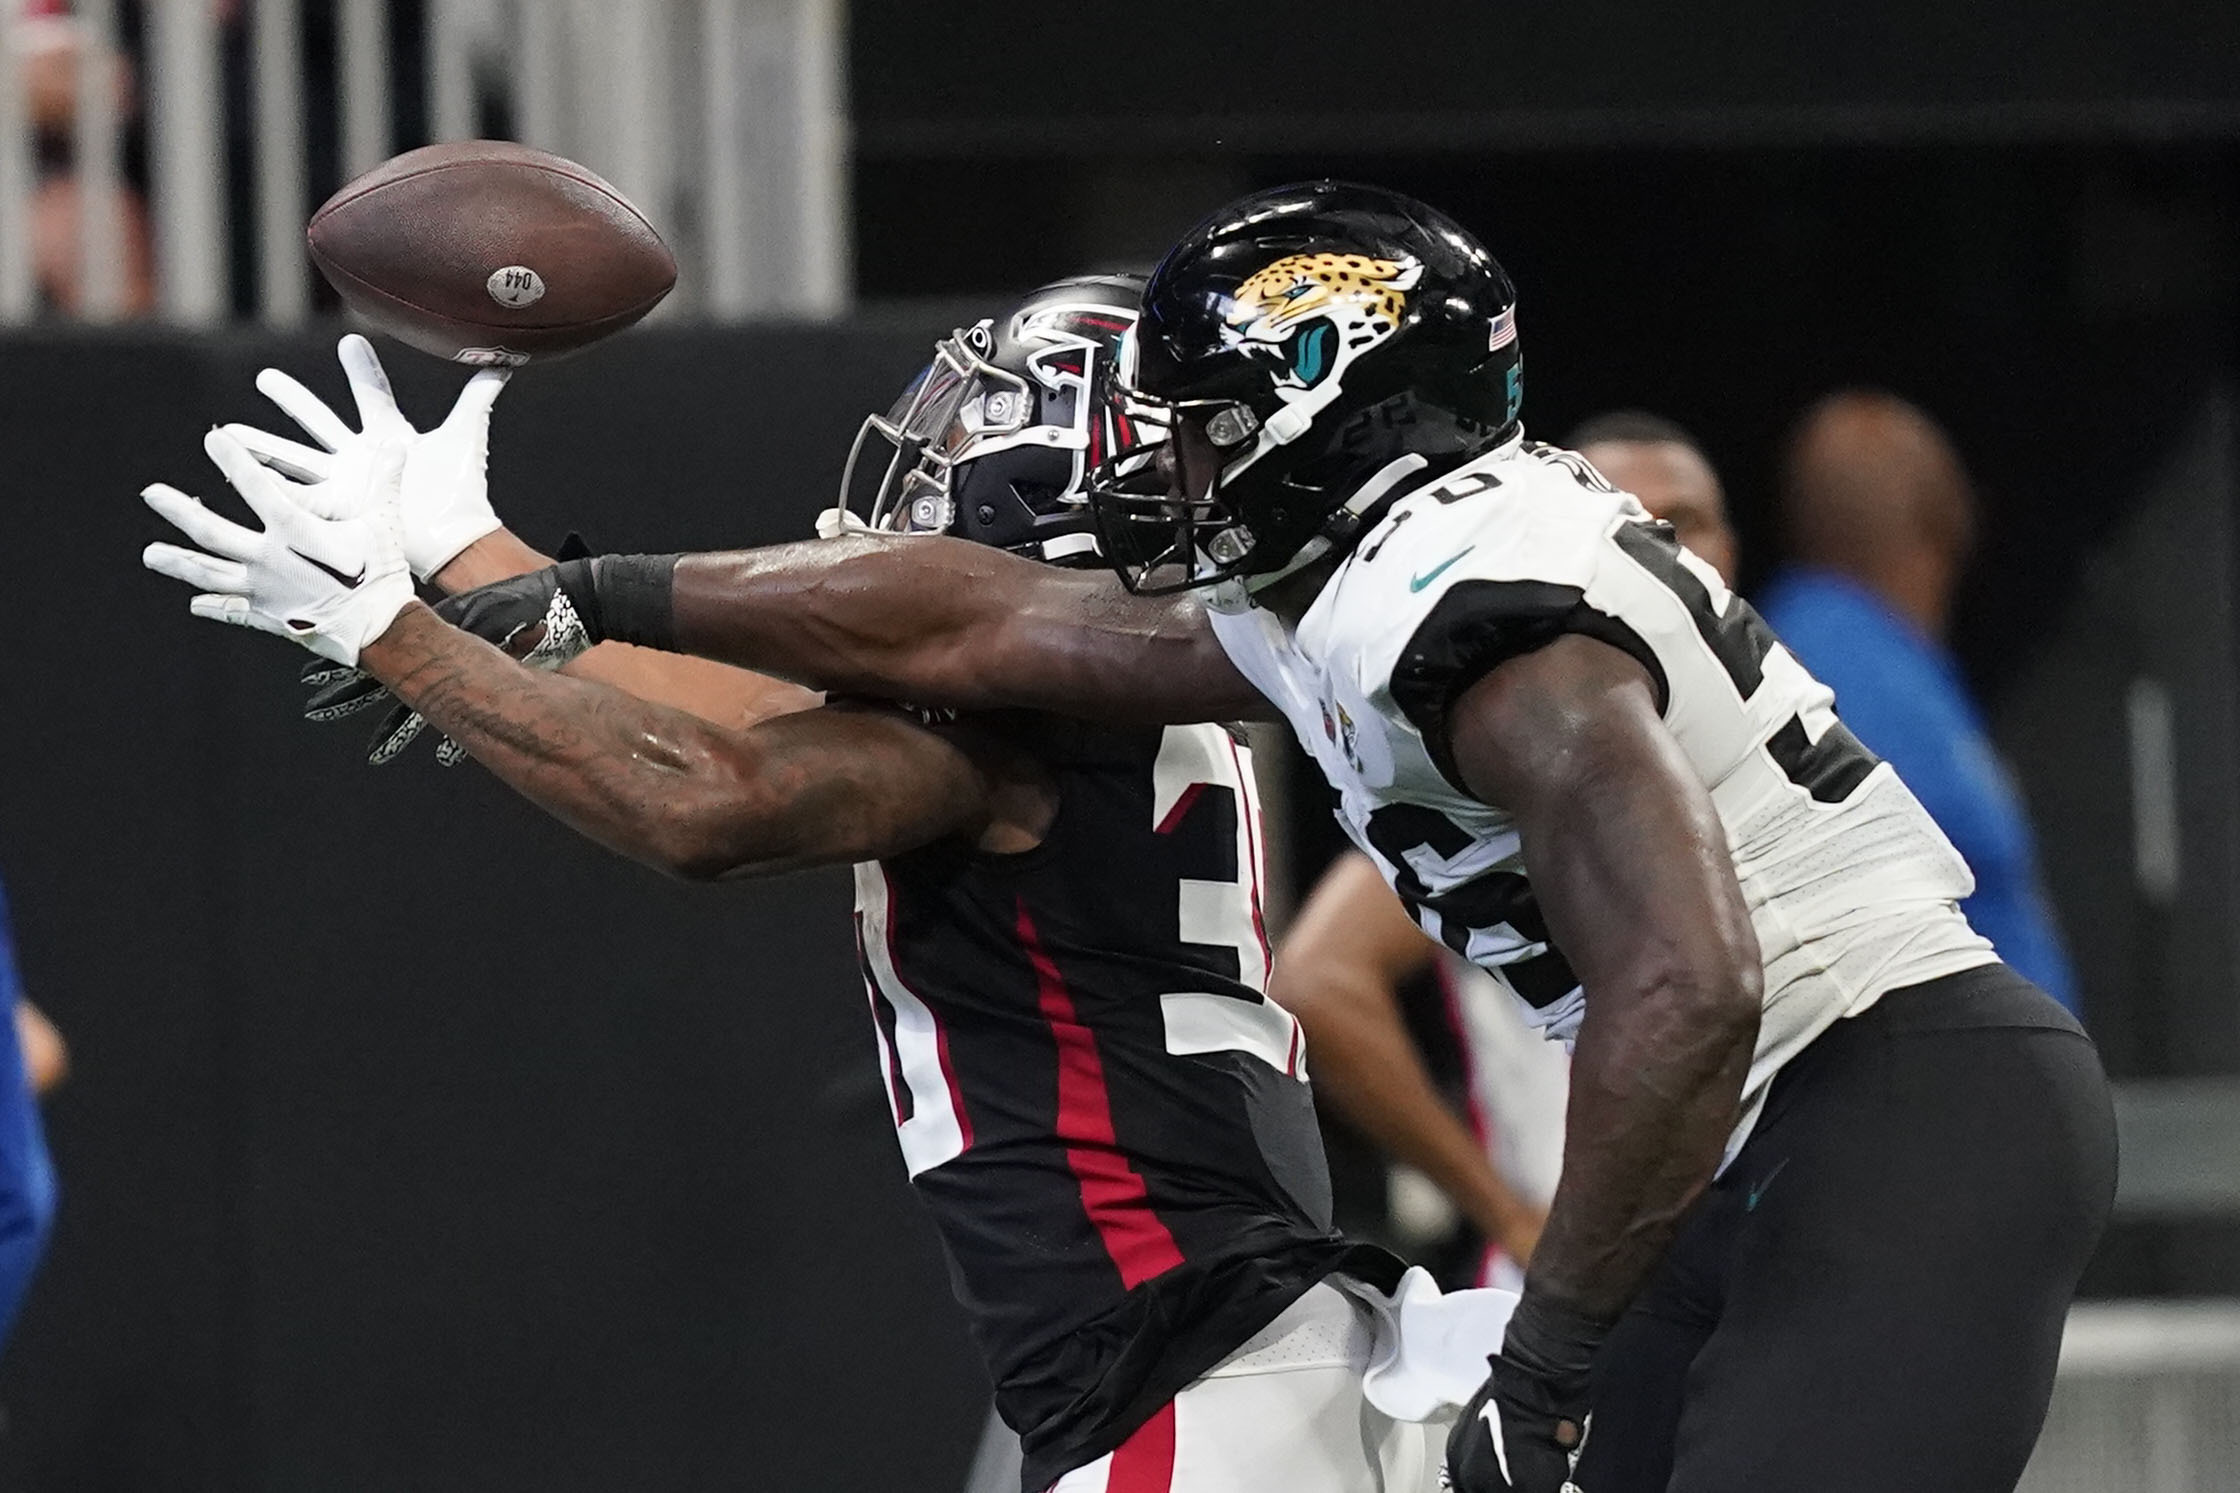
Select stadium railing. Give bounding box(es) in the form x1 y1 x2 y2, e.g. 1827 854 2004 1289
2025 1302 2240 1492
0 0 847 327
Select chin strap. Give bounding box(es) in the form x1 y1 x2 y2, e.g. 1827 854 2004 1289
1236 453 1432 596
815 506 875 540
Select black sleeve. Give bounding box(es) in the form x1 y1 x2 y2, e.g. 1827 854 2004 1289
1389 579 1668 793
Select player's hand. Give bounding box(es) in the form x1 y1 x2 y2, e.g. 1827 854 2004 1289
219 332 509 579
1442 1354 1589 1493
143 431 414 666
302 563 600 765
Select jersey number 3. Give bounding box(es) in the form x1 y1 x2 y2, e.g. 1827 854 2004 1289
1152 728 1305 1080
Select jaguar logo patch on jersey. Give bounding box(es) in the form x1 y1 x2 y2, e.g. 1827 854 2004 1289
1224 252 1423 391
1335 702 1363 773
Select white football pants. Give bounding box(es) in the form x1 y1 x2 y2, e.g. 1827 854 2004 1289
1047 1283 1456 1493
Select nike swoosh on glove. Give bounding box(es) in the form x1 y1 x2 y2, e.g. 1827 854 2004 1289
142 431 415 666
1442 1354 1590 1493
219 333 509 579
302 562 601 765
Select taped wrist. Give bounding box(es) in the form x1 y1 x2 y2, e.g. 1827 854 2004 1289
578 553 680 651
1499 1291 1614 1398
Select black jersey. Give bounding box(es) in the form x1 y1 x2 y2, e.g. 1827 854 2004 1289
851 714 1399 1487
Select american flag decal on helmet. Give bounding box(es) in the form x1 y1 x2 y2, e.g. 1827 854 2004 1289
1488 307 1517 351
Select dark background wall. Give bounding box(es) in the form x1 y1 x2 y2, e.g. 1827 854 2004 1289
0 325 993 1492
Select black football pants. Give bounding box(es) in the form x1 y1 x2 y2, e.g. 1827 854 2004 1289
1573 962 2116 1493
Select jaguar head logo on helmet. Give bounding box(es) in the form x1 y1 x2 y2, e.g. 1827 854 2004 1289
1089 182 1524 599
1224 251 1424 389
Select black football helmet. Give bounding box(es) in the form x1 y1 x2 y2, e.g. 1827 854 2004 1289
1089 182 1523 594
839 273 1146 566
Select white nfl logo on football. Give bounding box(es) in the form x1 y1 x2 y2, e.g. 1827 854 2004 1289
486 265 546 309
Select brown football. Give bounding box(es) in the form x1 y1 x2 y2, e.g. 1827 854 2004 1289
307 140 676 367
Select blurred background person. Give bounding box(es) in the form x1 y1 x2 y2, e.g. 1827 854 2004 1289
1272 853 1556 1292
0 869 57 1348
1269 410 1737 1292
1568 410 1738 587
13 1000 64 1099
1761 391 2078 1014
14 0 154 316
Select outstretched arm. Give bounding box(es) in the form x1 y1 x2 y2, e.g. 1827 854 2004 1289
358 602 1016 879
1268 852 1545 1264
434 528 819 731
1450 633 1761 1330
221 333 817 733
666 535 1275 724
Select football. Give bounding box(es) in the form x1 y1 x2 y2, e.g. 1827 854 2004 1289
306 140 676 367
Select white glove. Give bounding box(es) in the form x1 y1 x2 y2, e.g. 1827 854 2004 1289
142 430 415 666
218 332 509 579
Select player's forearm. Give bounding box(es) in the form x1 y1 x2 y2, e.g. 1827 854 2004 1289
432 527 553 594
1279 970 1543 1254
360 603 794 878
1511 773 1759 1325
436 530 821 730
1448 637 1761 1340
1529 968 1754 1321
665 535 1271 723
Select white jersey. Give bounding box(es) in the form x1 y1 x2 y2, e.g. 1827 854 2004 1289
1210 436 1996 1158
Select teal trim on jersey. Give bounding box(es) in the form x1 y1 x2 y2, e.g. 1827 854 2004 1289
1409 546 1476 592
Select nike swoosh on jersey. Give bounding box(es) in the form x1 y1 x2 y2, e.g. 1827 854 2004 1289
1410 546 1475 592
290 547 365 588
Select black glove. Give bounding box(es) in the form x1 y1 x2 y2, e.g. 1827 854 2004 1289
1443 1354 1589 1492
1443 1293 1605 1493
301 556 603 766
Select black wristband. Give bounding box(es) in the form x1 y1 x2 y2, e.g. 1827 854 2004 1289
585 553 682 651
1499 1291 1614 1394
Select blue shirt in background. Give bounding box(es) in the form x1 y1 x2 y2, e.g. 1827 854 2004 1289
0 874 57 1345
1758 567 2079 1014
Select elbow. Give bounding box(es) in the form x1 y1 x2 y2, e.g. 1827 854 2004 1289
636 779 772 884
655 842 738 884
1613 921 1762 1068
644 808 757 882
1653 944 1763 1060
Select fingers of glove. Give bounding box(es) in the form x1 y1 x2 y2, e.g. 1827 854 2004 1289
440 579 550 646
187 592 293 639
444 367 511 428
143 540 251 595
300 657 357 687
337 334 409 435
304 671 394 723
219 422 334 485
144 541 251 594
204 428 307 537
255 366 355 450
366 705 429 766
142 482 262 560
369 436 409 492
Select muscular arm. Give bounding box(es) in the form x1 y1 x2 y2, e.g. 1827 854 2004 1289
667 534 1276 724
1449 634 1761 1325
358 602 1022 879
1268 851 1545 1262
435 528 820 730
